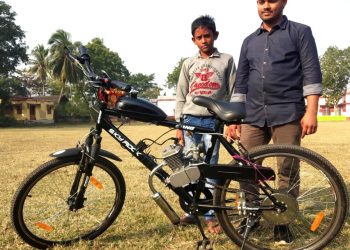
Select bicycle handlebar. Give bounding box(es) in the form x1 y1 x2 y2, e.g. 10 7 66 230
64 45 132 93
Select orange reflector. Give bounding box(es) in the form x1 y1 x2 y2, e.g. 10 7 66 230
90 176 103 189
310 211 325 232
35 222 53 232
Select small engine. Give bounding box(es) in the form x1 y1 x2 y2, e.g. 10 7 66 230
161 144 184 172
161 143 205 188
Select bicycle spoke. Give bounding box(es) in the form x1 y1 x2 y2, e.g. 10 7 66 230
215 145 348 250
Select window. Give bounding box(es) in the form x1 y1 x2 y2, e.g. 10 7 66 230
15 105 22 115
47 105 53 115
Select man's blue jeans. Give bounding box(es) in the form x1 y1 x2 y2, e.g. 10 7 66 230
183 115 220 219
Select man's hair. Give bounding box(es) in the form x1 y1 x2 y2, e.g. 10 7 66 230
191 15 216 36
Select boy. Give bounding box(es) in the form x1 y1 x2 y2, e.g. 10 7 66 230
175 15 236 234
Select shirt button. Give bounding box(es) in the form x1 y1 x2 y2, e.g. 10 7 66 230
265 48 269 51
263 62 267 65
262 76 265 79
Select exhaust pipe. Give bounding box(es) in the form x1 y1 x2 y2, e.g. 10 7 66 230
149 163 180 225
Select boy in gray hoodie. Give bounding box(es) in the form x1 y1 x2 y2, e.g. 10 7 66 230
175 15 236 234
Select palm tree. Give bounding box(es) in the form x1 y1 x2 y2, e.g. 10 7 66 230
48 29 77 100
28 44 50 95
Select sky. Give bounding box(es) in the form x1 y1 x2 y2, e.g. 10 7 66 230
5 0 350 90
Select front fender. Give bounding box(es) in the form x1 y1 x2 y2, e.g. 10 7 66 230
50 147 122 162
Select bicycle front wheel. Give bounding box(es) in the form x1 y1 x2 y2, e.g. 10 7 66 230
11 156 126 249
215 144 349 250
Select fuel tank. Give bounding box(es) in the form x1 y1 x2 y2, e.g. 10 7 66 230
115 96 167 122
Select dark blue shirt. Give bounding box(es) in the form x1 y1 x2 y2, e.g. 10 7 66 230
234 16 322 127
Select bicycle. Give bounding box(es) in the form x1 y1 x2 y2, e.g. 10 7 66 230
11 46 349 250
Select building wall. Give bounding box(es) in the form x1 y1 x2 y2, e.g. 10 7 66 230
156 96 176 118
318 92 350 117
10 100 55 121
157 91 350 120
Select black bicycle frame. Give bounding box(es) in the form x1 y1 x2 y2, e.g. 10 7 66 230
92 105 229 206
75 102 275 214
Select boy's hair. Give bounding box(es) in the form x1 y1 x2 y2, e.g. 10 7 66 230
191 15 216 36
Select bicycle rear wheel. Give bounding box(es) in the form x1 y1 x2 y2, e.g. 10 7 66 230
11 156 126 249
215 144 348 250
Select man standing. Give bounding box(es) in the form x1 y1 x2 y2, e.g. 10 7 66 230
226 0 322 244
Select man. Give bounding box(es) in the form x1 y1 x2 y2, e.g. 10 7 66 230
226 0 322 244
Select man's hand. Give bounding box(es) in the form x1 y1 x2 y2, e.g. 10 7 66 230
176 129 185 146
301 112 317 138
225 124 241 143
301 95 319 138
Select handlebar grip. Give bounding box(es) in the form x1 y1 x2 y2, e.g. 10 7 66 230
79 46 89 57
111 80 132 92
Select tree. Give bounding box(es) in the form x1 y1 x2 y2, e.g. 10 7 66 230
0 1 28 76
48 29 78 100
320 46 350 113
129 73 160 99
0 76 28 115
166 58 186 89
86 38 130 82
27 45 50 95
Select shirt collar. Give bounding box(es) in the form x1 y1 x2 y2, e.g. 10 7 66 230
256 15 288 35
196 48 220 58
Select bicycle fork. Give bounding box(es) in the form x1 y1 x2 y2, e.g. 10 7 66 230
68 130 102 211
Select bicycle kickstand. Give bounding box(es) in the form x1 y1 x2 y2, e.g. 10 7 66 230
240 215 259 250
193 214 213 250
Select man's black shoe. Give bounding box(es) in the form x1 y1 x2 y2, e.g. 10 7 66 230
274 225 294 245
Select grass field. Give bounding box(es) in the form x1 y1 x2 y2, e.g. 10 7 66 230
0 121 349 250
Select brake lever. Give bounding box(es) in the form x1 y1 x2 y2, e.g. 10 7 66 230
101 70 111 79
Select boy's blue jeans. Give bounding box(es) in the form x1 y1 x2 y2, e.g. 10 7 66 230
183 115 220 220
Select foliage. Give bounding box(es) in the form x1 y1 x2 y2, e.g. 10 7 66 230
86 38 130 82
55 96 90 117
0 1 28 76
27 45 50 95
320 46 350 107
129 73 160 99
0 115 17 127
45 78 63 96
48 29 78 99
0 76 28 115
54 86 90 121
166 58 186 89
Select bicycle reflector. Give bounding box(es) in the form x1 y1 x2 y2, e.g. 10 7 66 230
35 222 53 232
90 176 104 190
310 211 325 232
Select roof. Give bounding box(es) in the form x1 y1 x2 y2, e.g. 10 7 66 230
10 95 61 104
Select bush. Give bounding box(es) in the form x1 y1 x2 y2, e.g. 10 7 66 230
0 116 18 127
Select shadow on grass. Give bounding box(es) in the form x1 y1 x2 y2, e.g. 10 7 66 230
102 223 182 242
100 182 350 248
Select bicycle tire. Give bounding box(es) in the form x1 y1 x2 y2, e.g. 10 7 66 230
11 156 126 249
214 144 349 250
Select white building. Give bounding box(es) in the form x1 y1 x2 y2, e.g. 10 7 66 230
155 96 176 119
318 88 350 118
155 88 350 120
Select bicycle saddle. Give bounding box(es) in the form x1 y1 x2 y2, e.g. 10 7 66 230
192 96 246 124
